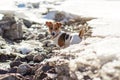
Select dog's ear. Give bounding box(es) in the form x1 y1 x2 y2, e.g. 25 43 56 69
56 22 62 28
45 21 53 27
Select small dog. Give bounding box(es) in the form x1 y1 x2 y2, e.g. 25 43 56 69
45 21 85 48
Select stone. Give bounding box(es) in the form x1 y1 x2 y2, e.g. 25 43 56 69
18 46 32 54
34 63 54 80
0 69 8 74
8 67 18 73
0 15 23 41
32 2 40 8
14 56 26 62
37 33 45 40
42 40 56 48
16 40 43 54
8 53 17 61
55 64 71 79
25 53 34 62
17 63 32 76
33 54 45 63
0 53 8 62
54 11 65 22
23 19 32 28
10 61 22 68
33 62 74 80
45 11 95 26
83 75 92 80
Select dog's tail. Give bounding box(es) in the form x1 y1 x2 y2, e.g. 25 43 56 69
79 27 85 39
79 25 93 39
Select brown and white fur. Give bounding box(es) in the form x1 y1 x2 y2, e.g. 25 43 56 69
45 21 85 48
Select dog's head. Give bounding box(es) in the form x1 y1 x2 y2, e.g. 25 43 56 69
45 21 62 37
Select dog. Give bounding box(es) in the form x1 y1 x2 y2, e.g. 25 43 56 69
45 21 85 48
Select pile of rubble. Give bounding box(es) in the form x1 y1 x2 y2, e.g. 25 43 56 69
0 8 120 80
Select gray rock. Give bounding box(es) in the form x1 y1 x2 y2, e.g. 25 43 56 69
34 63 55 80
32 2 40 8
10 61 22 68
25 53 35 62
0 53 8 62
45 11 95 26
42 40 56 47
37 33 45 40
17 63 32 75
16 40 43 54
0 15 23 41
8 67 17 73
0 69 8 74
33 54 45 63
19 47 32 54
54 11 66 22
23 19 32 28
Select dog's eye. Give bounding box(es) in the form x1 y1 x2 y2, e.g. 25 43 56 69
55 28 58 30
50 27 53 30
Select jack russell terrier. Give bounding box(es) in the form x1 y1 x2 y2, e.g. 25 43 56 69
45 21 85 48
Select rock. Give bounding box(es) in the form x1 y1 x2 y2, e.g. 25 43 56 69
83 75 92 80
25 2 40 9
14 56 26 62
26 33 37 40
0 69 8 74
32 2 40 8
0 15 23 41
34 63 55 80
0 73 26 80
23 27 46 40
16 2 26 8
10 61 22 68
42 40 56 48
8 53 17 61
33 54 45 63
33 62 75 80
34 47 44 52
9 53 26 61
42 40 51 47
17 63 32 76
16 40 43 54
0 53 8 62
45 11 74 22
37 33 45 40
25 53 35 62
45 11 95 26
23 19 32 28
8 67 17 73
18 46 32 54
55 64 71 80
54 11 65 22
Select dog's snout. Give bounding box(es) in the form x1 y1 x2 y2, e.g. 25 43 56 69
51 32 55 36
